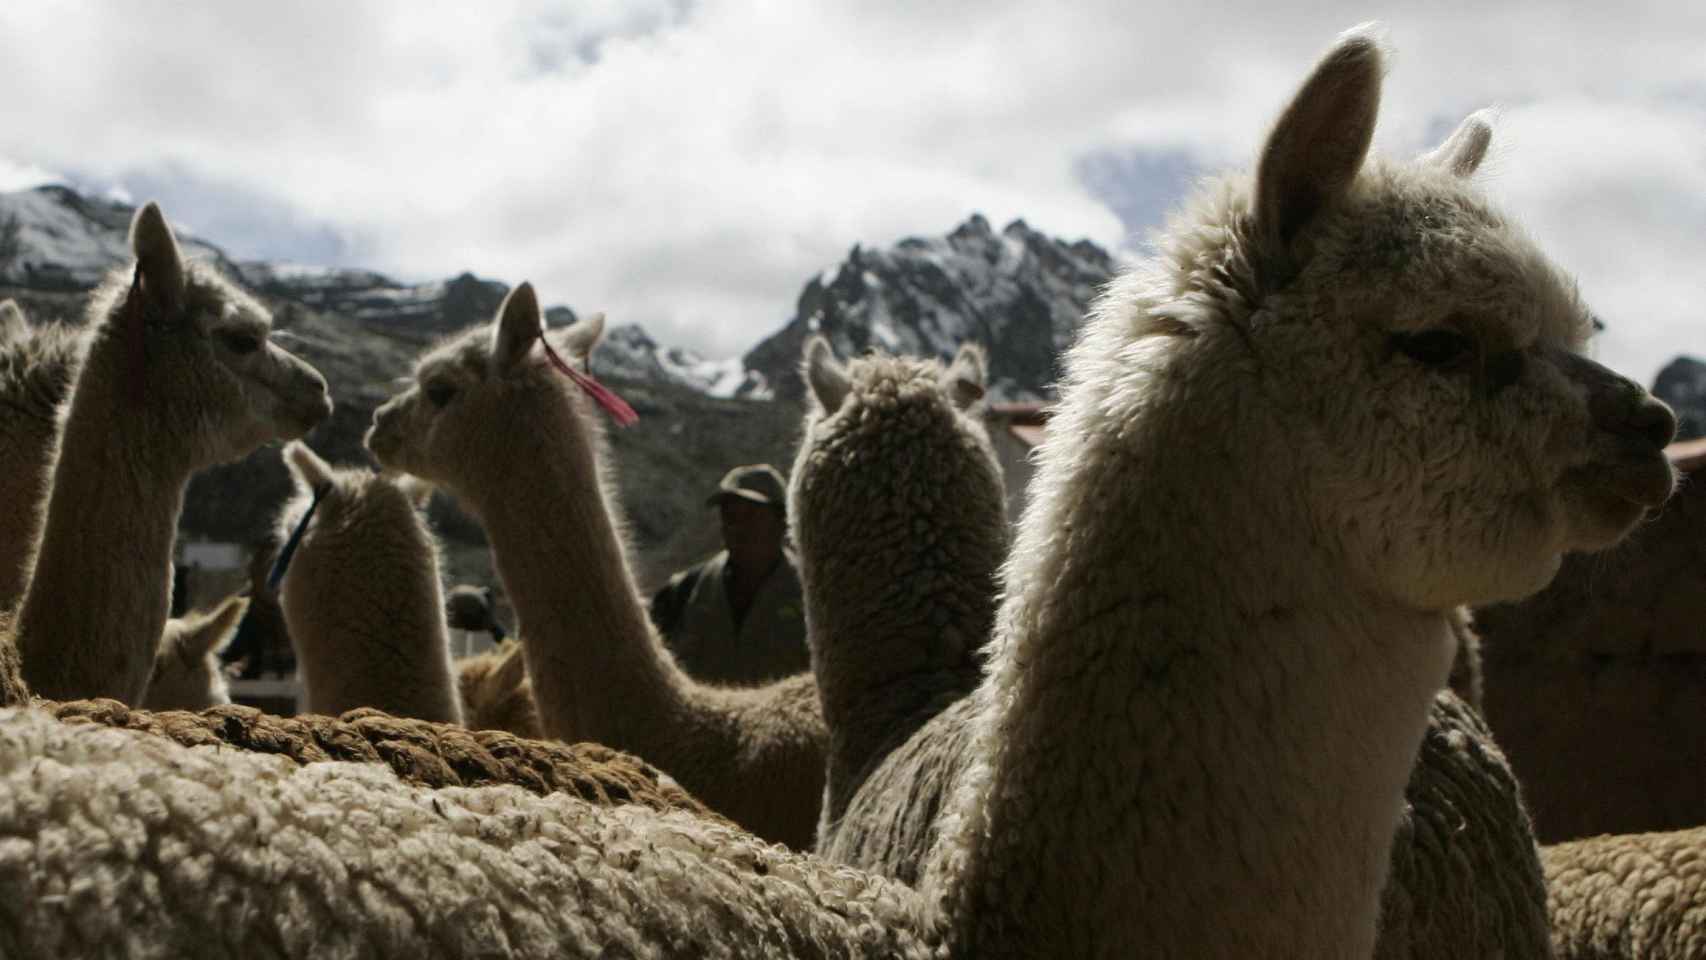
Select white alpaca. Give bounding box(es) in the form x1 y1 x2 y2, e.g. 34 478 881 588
1544 826 1706 960
5 203 331 705
366 289 826 847
139 594 248 712
274 441 464 724
0 706 939 958
796 330 1548 960
0 29 1679 957
921 29 1676 958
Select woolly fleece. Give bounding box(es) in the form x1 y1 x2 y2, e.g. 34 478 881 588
0 706 939 958
1544 826 1706 960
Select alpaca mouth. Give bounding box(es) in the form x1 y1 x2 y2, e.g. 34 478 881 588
281 393 334 438
1566 452 1676 510
363 424 397 467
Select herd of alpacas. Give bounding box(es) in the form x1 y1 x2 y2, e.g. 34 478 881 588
0 27 1699 959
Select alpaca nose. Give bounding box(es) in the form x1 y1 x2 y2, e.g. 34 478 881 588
1629 395 1678 451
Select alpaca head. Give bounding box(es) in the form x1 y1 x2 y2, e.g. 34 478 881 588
364 282 607 510
1105 27 1677 610
274 441 440 618
93 203 332 465
789 336 1005 649
141 594 247 711
792 336 1001 540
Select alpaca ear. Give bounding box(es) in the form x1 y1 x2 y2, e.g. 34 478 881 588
283 440 336 491
491 282 543 373
1421 109 1494 179
1253 27 1385 281
397 475 434 511
188 596 249 657
129 202 187 311
0 299 27 347
941 342 988 410
492 640 529 689
803 336 851 412
556 311 606 362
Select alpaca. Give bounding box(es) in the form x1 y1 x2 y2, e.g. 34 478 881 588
0 300 83 614
788 337 1009 850
447 584 543 736
274 440 464 724
1445 605 1485 711
1376 689 1551 959
796 340 1544 959
139 593 248 712
7 203 332 705
447 583 507 640
1543 826 1706 960
0 706 938 959
916 29 1675 958
456 638 544 738
367 287 827 848
0 29 1679 956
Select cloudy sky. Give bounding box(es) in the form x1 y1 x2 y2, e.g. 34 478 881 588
0 1 1700 382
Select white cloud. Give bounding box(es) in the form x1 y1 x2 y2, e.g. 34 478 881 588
0 157 60 193
0 1 1700 377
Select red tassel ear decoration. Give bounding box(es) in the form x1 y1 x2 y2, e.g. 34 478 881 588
539 333 639 427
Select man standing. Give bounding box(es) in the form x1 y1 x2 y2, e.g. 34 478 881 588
648 464 809 686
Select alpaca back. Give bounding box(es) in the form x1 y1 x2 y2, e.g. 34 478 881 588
276 444 462 724
0 706 940 958
1544 826 1706 960
1377 690 1551 959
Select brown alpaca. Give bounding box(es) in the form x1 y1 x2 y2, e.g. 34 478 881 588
140 594 248 712
39 698 722 822
8 203 331 705
455 639 543 738
367 285 826 847
275 441 463 724
0 299 83 613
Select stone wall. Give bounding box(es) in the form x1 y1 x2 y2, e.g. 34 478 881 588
1475 440 1706 842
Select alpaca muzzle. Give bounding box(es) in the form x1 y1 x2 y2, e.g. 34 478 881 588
1595 392 1677 509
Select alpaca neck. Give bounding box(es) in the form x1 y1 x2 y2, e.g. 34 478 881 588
17 340 189 703
474 415 685 743
811 526 998 830
939 359 1456 958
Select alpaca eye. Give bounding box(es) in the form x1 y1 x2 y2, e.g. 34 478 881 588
425 381 458 408
1392 329 1473 368
1485 350 1525 391
221 330 262 355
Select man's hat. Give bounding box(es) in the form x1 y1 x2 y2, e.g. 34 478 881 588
707 463 787 513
